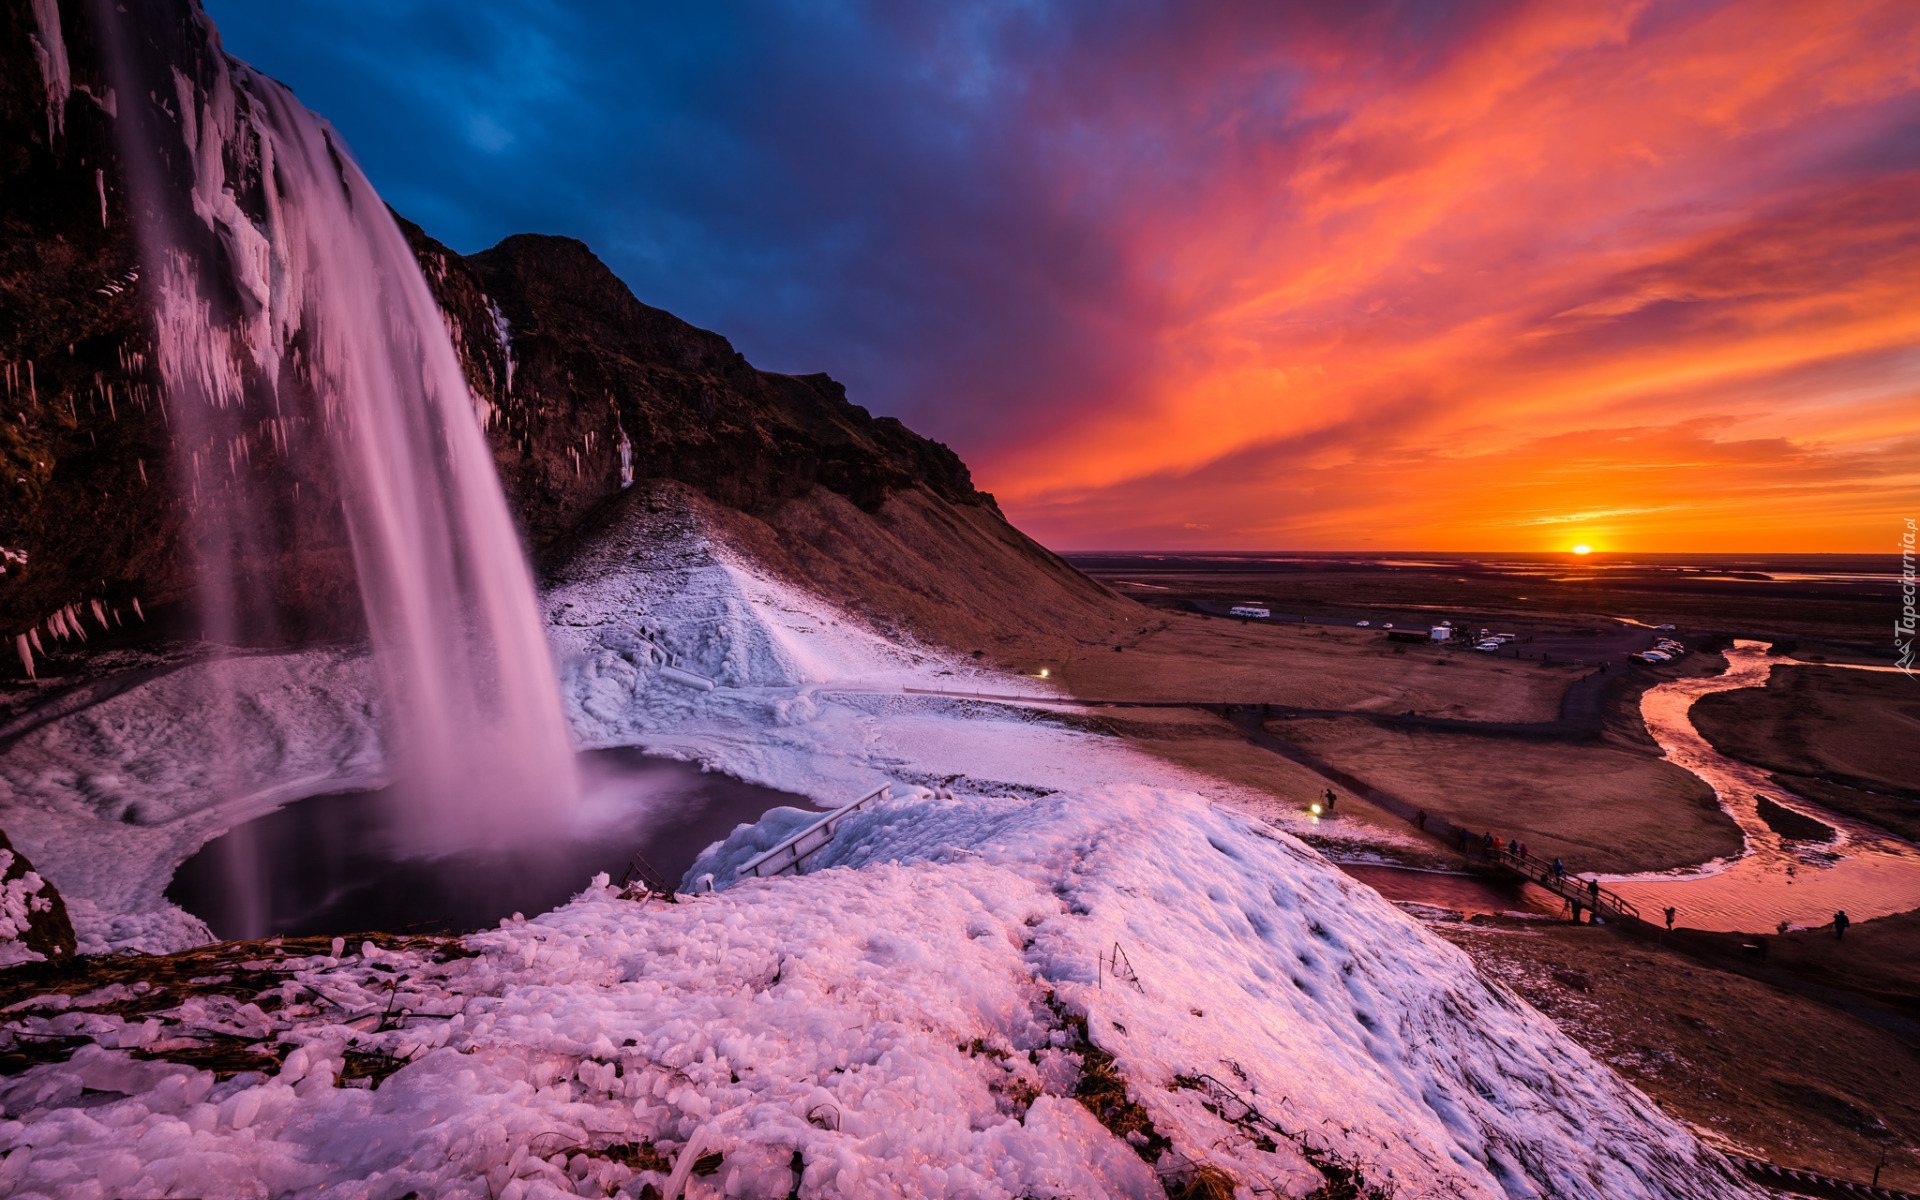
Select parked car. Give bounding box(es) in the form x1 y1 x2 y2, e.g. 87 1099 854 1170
1355 620 1371 627
1655 623 1677 630
1474 642 1501 652
1640 650 1672 662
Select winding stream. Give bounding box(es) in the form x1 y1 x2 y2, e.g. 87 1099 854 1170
1603 641 1920 933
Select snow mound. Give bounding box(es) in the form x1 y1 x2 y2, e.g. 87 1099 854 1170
537 495 1415 861
546 491 963 736
0 786 1751 1199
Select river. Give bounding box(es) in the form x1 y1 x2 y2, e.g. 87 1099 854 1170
1601 641 1920 933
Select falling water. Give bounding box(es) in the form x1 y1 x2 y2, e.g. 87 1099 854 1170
90 1 578 863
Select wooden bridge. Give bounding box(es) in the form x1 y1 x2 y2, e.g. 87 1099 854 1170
1470 842 1644 925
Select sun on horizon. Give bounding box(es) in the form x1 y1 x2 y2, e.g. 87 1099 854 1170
1572 544 1593 555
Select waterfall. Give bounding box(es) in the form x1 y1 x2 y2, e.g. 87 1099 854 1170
90 1 578 857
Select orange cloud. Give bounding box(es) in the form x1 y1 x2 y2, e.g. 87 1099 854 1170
976 0 1920 551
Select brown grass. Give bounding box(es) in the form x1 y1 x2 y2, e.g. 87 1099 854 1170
0 933 465 1080
1441 917 1920 1191
1266 716 1739 873
1060 613 1577 721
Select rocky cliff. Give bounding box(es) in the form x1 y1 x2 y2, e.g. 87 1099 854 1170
0 0 1126 680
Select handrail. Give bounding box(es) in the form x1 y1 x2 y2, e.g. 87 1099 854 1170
734 782 894 881
1490 844 1642 922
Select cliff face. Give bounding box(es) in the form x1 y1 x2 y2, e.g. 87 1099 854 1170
405 221 1130 657
401 221 993 550
0 0 1124 679
0 0 189 653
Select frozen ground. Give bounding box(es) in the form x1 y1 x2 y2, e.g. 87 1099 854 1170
0 788 1752 1199
0 500 1757 1196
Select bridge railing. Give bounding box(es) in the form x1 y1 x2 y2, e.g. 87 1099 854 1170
1486 844 1642 923
735 782 895 881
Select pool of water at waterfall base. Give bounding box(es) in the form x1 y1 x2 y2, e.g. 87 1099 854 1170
166 748 819 939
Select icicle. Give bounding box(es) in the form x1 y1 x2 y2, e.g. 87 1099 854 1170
91 598 109 629
137 458 147 485
49 610 67 641
28 0 70 142
14 635 32 680
27 361 34 403
96 168 107 227
132 597 144 621
28 628 43 655
65 605 86 642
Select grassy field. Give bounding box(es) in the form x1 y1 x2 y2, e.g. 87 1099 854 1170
1072 554 1895 652
1264 714 1736 873
1057 610 1581 720
1041 604 1744 873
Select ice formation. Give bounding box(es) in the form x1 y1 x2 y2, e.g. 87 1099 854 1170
27 0 69 141
0 488 1767 1195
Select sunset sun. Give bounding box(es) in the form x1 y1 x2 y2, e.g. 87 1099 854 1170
1571 544 1592 555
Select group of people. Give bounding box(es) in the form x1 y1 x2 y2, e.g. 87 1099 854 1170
1476 831 1531 862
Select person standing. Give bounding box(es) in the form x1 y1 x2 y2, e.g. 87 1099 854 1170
1323 788 1337 813
1835 910 1851 940
1663 906 1676 931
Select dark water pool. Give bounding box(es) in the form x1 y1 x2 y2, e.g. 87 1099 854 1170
167 749 817 939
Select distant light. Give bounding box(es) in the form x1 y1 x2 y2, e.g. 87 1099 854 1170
1038 667 1050 677
1572 544 1592 555
1310 803 1322 815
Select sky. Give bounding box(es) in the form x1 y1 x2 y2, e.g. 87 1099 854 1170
205 0 1920 552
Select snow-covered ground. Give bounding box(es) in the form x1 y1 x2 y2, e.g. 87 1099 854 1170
0 788 1752 1199
0 499 1758 1196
